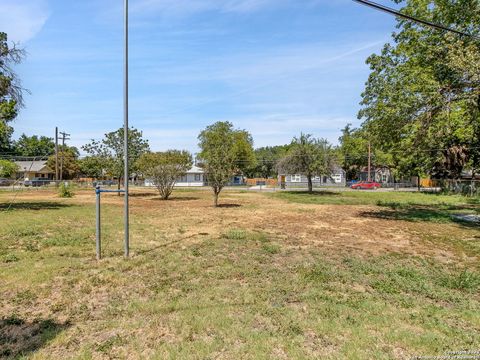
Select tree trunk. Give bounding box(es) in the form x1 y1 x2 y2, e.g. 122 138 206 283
307 175 313 193
214 191 219 207
471 168 476 197
417 173 421 192
117 176 122 196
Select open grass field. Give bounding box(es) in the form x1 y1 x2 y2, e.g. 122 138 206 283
0 188 479 359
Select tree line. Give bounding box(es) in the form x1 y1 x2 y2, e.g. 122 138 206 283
1 121 337 206
2 0 479 203
339 0 480 183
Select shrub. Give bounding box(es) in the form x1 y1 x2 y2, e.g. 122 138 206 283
222 228 247 240
262 243 281 254
439 269 480 291
3 254 19 263
58 182 74 198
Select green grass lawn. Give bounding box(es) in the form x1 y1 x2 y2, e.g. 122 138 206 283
271 190 480 223
270 189 479 207
0 189 479 359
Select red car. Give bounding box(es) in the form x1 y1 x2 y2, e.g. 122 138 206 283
351 181 381 190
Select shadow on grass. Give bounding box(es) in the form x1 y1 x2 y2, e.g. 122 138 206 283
150 196 200 202
0 202 72 211
466 197 480 205
282 190 341 196
217 204 242 208
361 203 479 228
0 316 70 358
135 233 202 255
128 192 157 198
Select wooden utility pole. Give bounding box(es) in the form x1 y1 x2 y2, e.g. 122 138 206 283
55 127 59 182
59 131 70 181
368 142 372 182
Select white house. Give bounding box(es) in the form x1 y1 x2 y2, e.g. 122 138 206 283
279 166 347 188
14 160 54 181
144 165 206 187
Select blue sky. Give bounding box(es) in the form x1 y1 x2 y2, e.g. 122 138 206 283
1 0 398 153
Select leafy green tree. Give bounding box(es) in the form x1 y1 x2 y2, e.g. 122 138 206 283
137 150 192 200
0 32 27 152
82 127 150 191
338 124 395 181
78 156 107 179
246 145 290 178
277 133 335 193
0 159 19 178
14 134 55 156
47 146 80 180
358 0 480 180
198 121 255 206
338 125 368 180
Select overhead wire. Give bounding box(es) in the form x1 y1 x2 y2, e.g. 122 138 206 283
352 0 479 40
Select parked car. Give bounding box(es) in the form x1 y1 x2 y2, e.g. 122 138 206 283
346 180 358 187
0 178 14 186
24 178 49 187
351 181 381 190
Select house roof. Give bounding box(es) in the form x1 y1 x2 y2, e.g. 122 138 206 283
14 160 52 173
188 165 204 174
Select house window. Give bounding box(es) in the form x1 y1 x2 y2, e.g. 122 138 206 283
382 174 388 183
332 174 342 183
177 175 187 183
314 176 321 181
194 174 201 181
291 174 301 183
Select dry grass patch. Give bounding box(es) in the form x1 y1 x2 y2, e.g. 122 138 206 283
0 188 478 359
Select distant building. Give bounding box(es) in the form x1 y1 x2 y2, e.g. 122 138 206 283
14 160 54 181
144 165 206 187
359 166 394 184
279 166 347 188
229 175 245 186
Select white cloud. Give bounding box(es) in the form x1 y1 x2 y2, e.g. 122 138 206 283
126 114 352 152
130 0 290 16
0 0 49 43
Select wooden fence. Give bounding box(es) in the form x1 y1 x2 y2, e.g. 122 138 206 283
246 178 278 186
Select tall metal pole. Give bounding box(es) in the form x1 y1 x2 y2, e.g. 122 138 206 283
124 0 130 258
96 188 101 260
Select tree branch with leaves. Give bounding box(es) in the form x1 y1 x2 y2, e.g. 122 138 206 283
198 121 255 206
137 150 192 200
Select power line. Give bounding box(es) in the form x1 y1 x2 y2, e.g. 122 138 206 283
352 0 479 40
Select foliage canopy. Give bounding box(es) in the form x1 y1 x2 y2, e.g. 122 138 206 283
137 150 193 200
198 121 255 206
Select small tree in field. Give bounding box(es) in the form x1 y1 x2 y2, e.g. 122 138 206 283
137 150 192 200
0 159 19 178
46 146 80 180
277 133 335 193
82 127 150 193
198 121 254 207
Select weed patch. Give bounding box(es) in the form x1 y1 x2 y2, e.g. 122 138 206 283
438 269 480 291
2 253 19 263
